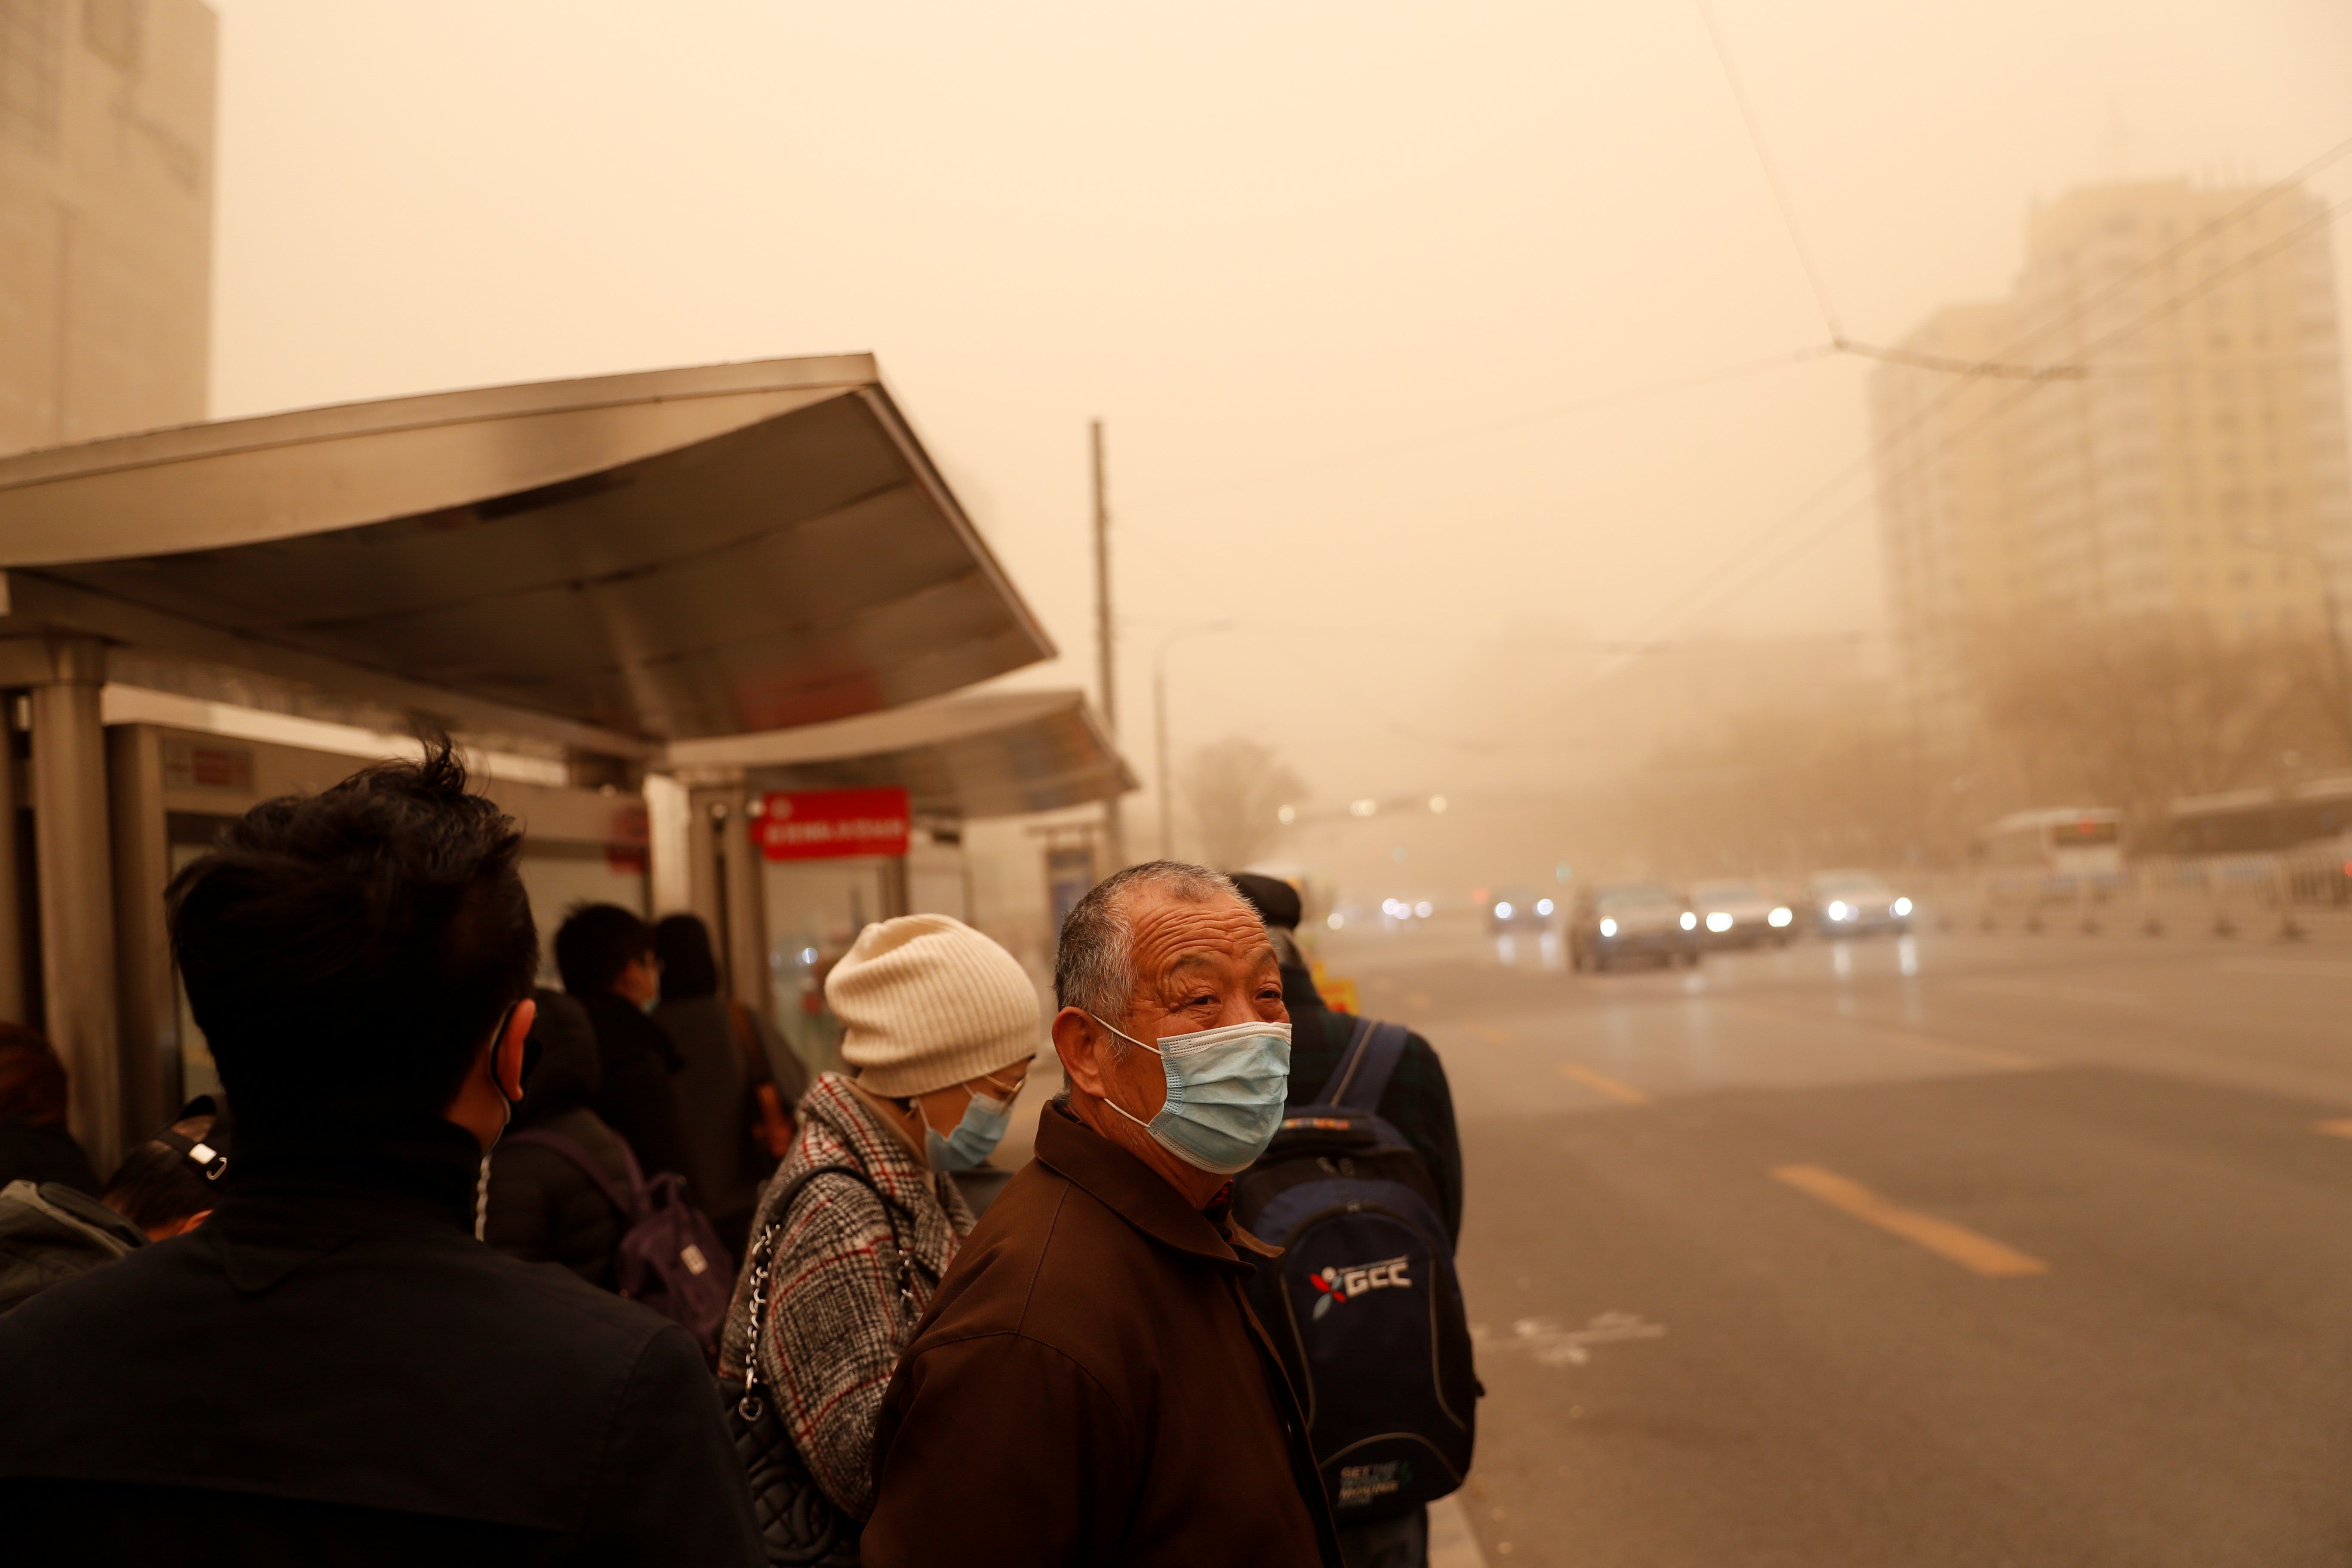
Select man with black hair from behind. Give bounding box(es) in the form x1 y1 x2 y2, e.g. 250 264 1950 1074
0 1100 227 1314
0 743 761 1566
555 903 698 1199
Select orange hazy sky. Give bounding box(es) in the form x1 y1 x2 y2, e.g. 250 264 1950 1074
204 0 2352 804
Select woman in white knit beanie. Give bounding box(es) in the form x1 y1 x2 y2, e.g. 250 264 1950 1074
716 914 1038 1538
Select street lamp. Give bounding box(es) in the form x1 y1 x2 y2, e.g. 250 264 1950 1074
2238 532 2352 747
1155 619 1237 859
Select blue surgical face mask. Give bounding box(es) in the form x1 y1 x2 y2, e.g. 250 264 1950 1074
1088 1014 1292 1175
925 1089 1014 1173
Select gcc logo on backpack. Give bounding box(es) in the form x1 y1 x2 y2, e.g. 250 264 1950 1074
1309 1254 1413 1319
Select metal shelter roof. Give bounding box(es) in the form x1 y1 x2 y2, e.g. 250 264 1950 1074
0 355 1055 750
665 687 1134 819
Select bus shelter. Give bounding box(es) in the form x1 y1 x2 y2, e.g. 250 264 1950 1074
0 354 1124 1170
665 688 1135 1070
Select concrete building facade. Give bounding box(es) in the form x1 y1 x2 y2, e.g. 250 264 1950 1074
1871 179 2352 752
0 0 215 456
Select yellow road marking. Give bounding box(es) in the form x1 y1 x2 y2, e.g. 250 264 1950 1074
1772 1164 2047 1278
2316 1120 2352 1139
1468 1023 1515 1045
1557 1062 1650 1105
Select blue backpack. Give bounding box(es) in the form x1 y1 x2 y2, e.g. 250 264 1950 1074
1234 1018 1479 1523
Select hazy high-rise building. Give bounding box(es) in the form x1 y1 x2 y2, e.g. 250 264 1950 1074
1872 179 2352 749
0 0 215 456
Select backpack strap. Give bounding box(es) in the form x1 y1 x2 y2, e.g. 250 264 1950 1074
1314 1016 1413 1112
504 1127 646 1219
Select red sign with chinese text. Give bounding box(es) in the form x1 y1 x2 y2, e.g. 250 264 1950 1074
756 787 911 861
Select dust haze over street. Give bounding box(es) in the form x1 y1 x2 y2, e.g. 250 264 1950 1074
7 1 2352 1562
1319 913 2352 1565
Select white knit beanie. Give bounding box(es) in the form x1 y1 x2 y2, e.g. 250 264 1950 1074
828 914 1041 1098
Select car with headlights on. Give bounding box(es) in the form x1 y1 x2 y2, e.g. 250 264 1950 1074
1568 882 1700 971
1806 869 1914 936
1688 879 1795 949
1486 888 1556 935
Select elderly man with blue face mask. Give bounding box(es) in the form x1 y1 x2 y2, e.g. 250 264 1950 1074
863 863 1344 1568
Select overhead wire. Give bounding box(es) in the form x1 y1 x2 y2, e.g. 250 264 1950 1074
1637 188 2352 640
1694 0 1846 343
1613 135 2352 647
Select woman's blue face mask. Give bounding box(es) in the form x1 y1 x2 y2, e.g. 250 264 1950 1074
1088 1013 1292 1175
925 1088 1016 1173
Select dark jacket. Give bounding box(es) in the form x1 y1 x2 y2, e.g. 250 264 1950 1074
485 991 639 1289
654 995 795 1241
0 1177 144 1313
0 1116 100 1194
863 1104 1342 1568
1282 964 1464 1243
0 1114 763 1568
579 991 696 1190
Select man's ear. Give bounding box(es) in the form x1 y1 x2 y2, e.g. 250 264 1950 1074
494 997 536 1105
1050 1007 1109 1099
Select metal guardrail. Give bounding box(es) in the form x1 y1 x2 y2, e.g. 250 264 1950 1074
1926 846 2352 942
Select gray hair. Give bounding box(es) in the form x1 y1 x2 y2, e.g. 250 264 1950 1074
1054 861 1246 1050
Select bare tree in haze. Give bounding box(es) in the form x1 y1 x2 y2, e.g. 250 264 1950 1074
1626 696 1929 876
1971 615 2348 836
1180 737 1305 871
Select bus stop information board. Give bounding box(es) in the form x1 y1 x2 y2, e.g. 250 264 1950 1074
757 787 911 861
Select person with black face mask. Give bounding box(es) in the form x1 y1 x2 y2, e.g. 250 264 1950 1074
554 903 697 1203
0 744 762 1567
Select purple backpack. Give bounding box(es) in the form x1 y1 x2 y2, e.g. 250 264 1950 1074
504 1127 735 1356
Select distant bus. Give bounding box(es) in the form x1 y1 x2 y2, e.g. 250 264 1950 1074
2165 776 2352 857
1974 808 2125 905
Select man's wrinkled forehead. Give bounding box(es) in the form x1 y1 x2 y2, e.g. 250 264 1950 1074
1124 891 1274 979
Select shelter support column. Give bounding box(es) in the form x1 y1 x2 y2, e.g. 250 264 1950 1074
0 689 24 1030
642 772 692 918
109 724 174 1140
685 778 769 1019
720 787 768 1019
23 637 122 1173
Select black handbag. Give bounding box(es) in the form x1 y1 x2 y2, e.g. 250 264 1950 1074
723 1164 915 1567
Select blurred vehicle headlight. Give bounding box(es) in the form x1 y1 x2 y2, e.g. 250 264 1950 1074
1328 912 1345 930
1494 902 1513 919
1415 900 1433 918
1828 900 1853 921
1768 906 1793 928
1598 918 1618 937
1679 911 1698 931
1892 897 1914 917
1536 898 1554 916
1705 911 1733 933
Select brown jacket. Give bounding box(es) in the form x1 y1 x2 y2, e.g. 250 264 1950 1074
863 1104 1342 1568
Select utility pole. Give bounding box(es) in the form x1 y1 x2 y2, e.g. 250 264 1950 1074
1092 420 1127 869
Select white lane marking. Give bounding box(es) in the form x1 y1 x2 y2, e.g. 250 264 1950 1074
1472 1311 1668 1368
1427 1492 1488 1568
1962 977 2149 1008
2215 957 2352 981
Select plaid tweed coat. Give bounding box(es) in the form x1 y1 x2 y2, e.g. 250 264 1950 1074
717 1073 974 1521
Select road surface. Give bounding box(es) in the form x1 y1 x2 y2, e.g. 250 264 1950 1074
1320 918 2352 1566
